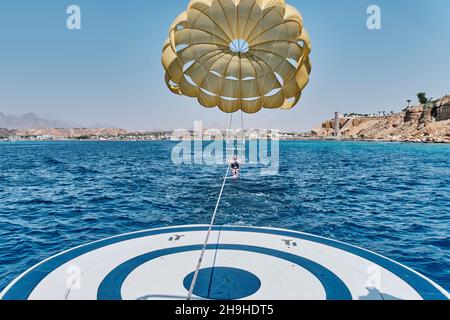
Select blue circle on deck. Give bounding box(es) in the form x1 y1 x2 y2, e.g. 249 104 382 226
183 267 261 300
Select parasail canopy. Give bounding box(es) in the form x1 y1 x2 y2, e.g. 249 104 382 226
162 0 311 114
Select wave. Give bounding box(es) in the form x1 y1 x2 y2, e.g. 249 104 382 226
43 158 64 166
88 195 114 203
0 140 449 292
18 198 56 205
72 165 101 174
424 237 450 249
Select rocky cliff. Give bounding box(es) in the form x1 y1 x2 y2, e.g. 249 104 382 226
312 95 450 143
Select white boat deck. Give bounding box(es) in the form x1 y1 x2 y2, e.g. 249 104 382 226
1 225 448 300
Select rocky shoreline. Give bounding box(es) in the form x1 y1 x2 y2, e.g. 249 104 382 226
1 95 449 144
312 95 450 144
311 137 449 144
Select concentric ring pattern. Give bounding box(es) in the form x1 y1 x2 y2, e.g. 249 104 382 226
1 226 448 300
162 0 312 113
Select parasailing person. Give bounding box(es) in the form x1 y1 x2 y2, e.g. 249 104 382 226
230 155 241 178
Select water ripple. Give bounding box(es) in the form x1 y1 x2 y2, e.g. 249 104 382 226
0 141 449 293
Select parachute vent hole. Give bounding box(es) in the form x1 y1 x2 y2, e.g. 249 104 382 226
184 74 198 87
176 44 189 52
200 88 217 97
274 72 284 86
210 70 222 77
229 39 250 54
286 58 298 68
287 97 296 103
221 96 239 101
265 88 281 97
243 97 260 101
183 61 195 72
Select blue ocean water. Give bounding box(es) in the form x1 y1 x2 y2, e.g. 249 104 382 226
0 141 449 292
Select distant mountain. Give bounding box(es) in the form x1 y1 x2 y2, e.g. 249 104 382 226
0 113 77 129
89 122 119 129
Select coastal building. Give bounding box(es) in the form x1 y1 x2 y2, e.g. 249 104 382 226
36 135 53 140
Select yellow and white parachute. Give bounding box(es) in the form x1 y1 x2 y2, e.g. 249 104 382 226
162 0 311 114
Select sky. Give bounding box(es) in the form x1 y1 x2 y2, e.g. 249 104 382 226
0 0 449 131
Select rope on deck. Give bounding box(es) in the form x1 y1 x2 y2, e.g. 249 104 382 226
187 112 245 300
187 165 230 300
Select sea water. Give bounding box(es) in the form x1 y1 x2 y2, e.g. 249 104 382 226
0 140 448 292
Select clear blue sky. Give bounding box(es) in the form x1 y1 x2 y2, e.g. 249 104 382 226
0 0 449 131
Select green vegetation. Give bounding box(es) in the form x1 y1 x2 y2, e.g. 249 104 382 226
417 92 428 105
74 135 91 140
